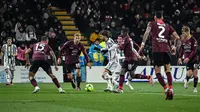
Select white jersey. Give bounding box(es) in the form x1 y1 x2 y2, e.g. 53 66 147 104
106 38 118 62
1 44 17 70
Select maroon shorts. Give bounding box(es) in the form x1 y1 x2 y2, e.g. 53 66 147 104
29 60 52 74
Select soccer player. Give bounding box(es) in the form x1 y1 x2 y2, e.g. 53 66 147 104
178 26 199 92
57 33 91 90
116 35 153 91
114 29 153 93
97 30 122 92
140 11 180 100
1 37 17 85
25 36 65 93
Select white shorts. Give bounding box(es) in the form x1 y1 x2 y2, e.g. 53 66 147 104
4 58 15 70
105 61 121 74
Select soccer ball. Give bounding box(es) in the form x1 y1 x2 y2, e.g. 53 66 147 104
85 84 94 92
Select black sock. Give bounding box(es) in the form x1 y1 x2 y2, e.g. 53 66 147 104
77 77 81 88
194 77 198 88
71 79 76 89
186 75 190 82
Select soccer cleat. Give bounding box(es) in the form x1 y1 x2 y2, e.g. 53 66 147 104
6 82 11 86
165 89 174 100
113 88 123 93
193 88 198 93
104 88 112 92
126 83 134 90
76 87 82 91
32 86 40 94
58 88 65 93
184 79 188 89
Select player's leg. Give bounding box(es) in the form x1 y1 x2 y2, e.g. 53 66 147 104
164 64 173 89
76 68 81 90
184 63 193 89
10 70 14 85
114 61 129 93
112 72 119 88
125 72 134 90
29 61 40 93
193 68 198 92
65 64 76 89
4 68 11 85
74 63 82 90
102 69 113 92
42 61 65 93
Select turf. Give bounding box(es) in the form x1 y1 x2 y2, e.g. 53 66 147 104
0 82 200 112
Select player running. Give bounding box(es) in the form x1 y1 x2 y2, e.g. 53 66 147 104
1 37 17 85
95 30 121 92
140 11 180 100
178 26 199 92
57 33 91 90
25 36 65 93
116 35 153 91
114 28 152 93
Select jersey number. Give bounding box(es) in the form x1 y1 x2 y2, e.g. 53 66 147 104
158 26 165 38
36 43 45 51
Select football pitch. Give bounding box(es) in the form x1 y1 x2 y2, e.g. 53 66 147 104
0 83 200 112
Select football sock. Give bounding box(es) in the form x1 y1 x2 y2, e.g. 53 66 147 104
166 72 173 89
5 72 11 83
156 73 167 89
186 75 190 82
71 79 76 89
77 77 81 88
194 77 198 88
119 75 124 89
52 78 60 88
30 79 38 87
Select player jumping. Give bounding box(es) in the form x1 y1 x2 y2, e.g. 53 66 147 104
57 33 91 90
140 11 180 100
1 37 17 85
178 26 199 92
25 36 65 93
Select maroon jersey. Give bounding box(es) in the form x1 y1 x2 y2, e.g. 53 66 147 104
32 42 53 61
60 40 89 64
179 36 198 62
119 35 137 61
149 20 175 52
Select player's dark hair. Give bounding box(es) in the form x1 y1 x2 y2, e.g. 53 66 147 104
100 30 109 37
7 37 12 40
41 36 48 41
155 11 163 19
95 38 100 42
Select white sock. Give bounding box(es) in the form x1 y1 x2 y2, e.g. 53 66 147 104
5 69 11 83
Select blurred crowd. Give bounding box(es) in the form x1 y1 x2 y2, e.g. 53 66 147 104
0 0 67 65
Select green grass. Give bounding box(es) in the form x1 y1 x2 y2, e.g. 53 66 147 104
0 83 200 112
